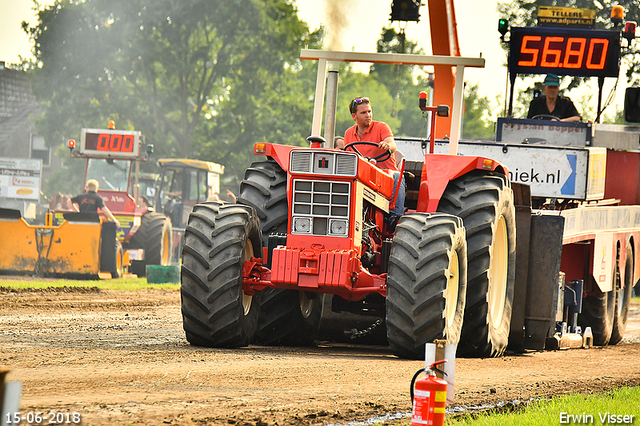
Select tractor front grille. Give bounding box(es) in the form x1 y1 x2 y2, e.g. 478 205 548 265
291 179 350 237
290 150 357 177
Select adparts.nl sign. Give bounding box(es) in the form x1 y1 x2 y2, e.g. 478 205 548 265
432 142 605 200
395 139 605 201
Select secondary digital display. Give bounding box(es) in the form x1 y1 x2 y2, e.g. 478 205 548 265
509 26 620 77
79 128 141 158
85 132 136 153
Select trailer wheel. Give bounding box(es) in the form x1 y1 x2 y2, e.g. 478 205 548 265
129 212 172 277
238 159 324 345
580 285 616 346
611 243 633 345
386 213 467 360
438 171 516 357
180 203 262 347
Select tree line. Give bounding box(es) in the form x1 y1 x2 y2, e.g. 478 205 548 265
24 0 634 195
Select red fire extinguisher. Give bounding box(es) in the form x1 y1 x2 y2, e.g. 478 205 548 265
410 359 448 426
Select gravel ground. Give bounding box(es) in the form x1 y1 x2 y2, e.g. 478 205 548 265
1 286 639 425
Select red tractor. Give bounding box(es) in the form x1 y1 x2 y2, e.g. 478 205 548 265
179 51 516 359
65 123 173 277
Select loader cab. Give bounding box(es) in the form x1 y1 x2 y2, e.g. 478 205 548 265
155 159 225 229
136 172 159 208
158 168 188 227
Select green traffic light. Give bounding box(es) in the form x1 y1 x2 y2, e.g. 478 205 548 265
498 18 509 36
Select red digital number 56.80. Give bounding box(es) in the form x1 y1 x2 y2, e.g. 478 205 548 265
518 35 609 70
96 133 135 153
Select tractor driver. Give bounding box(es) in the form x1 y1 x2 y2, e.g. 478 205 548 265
344 97 405 223
527 73 581 122
72 179 120 228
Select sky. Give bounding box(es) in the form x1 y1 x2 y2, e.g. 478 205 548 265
0 0 41 65
0 0 627 117
295 0 508 103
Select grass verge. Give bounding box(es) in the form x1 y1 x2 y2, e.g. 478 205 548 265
0 276 179 291
445 386 639 425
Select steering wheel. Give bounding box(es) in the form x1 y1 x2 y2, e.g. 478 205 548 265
343 141 392 162
532 114 561 121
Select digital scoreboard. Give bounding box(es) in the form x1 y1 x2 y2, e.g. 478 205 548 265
78 128 142 159
509 26 620 78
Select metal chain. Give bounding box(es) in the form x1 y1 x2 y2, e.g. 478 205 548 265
346 318 384 339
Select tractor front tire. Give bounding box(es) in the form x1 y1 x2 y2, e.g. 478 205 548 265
387 213 467 360
180 203 262 347
438 171 516 357
129 212 172 277
238 159 324 346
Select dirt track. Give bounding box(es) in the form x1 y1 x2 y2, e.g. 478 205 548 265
1 286 639 426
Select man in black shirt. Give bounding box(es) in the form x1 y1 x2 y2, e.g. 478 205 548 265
72 179 120 228
527 73 581 122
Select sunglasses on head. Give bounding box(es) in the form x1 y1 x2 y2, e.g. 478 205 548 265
350 97 370 113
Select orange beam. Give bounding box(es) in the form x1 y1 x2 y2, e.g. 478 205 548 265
428 0 461 139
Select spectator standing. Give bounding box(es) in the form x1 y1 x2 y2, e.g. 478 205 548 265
71 179 120 228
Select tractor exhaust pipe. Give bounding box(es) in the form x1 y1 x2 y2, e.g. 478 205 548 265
324 66 339 148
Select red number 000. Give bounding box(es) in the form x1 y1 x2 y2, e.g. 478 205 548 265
96 133 135 153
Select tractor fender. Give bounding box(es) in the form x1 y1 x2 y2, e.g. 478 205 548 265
417 154 509 213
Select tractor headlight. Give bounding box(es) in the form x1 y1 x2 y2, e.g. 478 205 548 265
293 217 312 234
329 219 348 236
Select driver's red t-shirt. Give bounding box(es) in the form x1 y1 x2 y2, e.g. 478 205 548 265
344 121 397 171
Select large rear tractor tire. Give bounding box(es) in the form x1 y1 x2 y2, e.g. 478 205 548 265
129 212 172 277
438 171 516 357
180 203 262 347
610 242 633 345
238 160 325 346
238 160 288 244
386 213 467 360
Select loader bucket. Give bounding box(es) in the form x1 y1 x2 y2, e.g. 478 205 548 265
0 208 104 278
